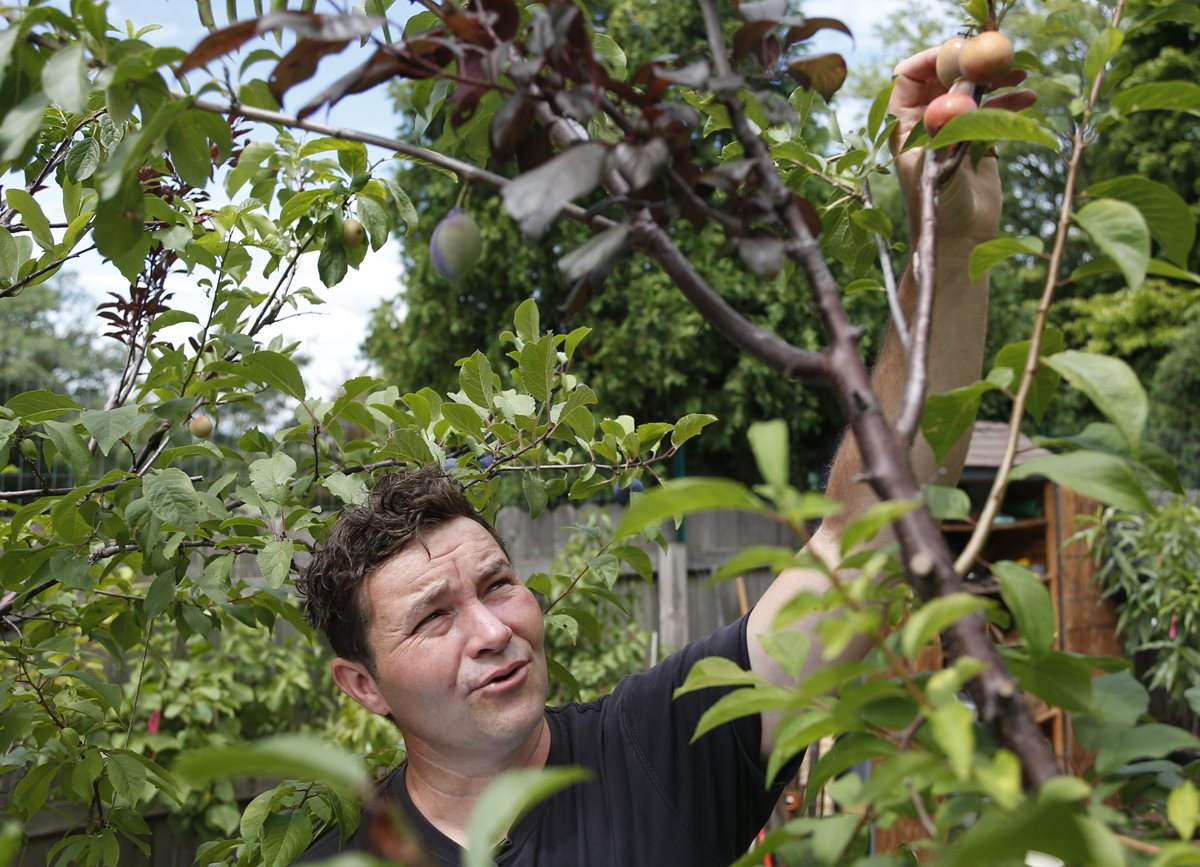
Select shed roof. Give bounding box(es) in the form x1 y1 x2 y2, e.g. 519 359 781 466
963 421 1053 469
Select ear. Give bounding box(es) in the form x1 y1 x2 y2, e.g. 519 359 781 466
330 657 392 717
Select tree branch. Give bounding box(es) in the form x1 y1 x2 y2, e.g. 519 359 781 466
954 0 1129 575
697 0 1060 788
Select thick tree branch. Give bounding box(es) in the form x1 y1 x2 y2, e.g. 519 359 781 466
698 0 1060 787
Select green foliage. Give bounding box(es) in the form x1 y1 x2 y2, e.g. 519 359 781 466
1077 495 1200 714
1 0 1198 865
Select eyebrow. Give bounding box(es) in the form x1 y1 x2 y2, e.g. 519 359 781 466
401 558 515 619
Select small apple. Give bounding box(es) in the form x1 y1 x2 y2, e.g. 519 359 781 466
936 37 967 88
430 208 482 280
924 92 978 135
189 415 214 439
342 217 366 249
959 31 1015 85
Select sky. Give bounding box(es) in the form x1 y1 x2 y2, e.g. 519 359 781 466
58 0 908 400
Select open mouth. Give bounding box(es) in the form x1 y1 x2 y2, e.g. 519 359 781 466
477 661 527 692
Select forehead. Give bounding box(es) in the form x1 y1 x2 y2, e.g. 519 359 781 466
365 516 508 601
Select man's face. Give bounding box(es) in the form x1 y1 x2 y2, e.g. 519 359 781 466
348 517 549 761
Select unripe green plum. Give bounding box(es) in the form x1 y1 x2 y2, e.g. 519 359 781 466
959 32 1014 85
924 92 977 135
430 208 482 280
936 37 966 88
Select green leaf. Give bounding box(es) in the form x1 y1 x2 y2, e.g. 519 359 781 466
756 630 811 681
710 545 799 586
143 571 176 620
380 429 434 466
1092 671 1149 726
107 753 148 804
1009 451 1153 513
249 453 297 503
6 189 54 251
43 42 89 113
278 188 331 227
79 405 143 457
670 413 717 448
43 419 91 481
14 763 57 818
901 593 992 659
518 335 555 403
1084 26 1124 86
259 811 313 867
930 701 975 781
921 381 995 465
257 539 294 589
459 350 495 410
923 484 970 521
464 768 590 867
0 226 17 280
242 351 306 401
613 478 766 541
1167 781 1199 842
355 195 391 251
323 472 368 506
1075 199 1150 291
317 234 348 287
840 499 920 556
513 298 540 343
64 137 101 183
991 328 1065 426
1087 176 1195 267
522 473 548 519
747 419 788 489
224 140 275 196
674 657 768 697
1003 650 1095 714
165 112 212 189
1112 81 1200 117
968 237 1044 284
591 32 626 80
172 734 370 794
692 686 795 741
929 108 1058 149
4 389 80 422
993 561 1056 655
1043 350 1147 452
1094 724 1200 775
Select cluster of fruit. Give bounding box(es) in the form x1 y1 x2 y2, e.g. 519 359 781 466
925 31 1016 134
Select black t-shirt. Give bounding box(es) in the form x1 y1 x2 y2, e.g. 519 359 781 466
302 614 794 865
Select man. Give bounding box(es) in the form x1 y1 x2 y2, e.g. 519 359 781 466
299 48 1035 865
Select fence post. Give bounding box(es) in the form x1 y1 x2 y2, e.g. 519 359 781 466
657 537 688 653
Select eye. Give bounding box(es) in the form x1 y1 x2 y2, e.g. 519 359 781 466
415 610 444 630
487 577 512 593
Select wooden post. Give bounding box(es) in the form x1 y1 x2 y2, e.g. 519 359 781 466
658 539 689 653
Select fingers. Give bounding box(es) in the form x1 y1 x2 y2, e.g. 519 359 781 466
982 88 1038 112
893 46 940 82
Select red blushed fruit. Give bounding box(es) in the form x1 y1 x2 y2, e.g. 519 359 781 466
924 92 978 135
959 31 1015 85
936 37 967 88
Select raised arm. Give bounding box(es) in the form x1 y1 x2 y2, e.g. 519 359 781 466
746 47 1036 759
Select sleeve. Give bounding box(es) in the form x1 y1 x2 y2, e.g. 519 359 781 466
608 613 797 864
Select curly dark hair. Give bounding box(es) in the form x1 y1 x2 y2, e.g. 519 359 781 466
299 467 508 673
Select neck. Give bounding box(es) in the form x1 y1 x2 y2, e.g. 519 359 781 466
403 716 552 846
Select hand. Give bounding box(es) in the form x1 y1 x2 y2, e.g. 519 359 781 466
888 46 1037 249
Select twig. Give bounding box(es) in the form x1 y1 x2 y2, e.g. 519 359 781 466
954 0 1130 575
182 95 614 231
862 181 907 350
0 473 199 503
905 777 938 839
0 243 97 299
894 153 942 446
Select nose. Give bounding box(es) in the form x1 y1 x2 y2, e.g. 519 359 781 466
463 600 513 657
